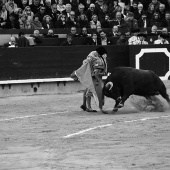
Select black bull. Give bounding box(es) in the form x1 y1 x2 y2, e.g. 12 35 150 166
103 67 170 111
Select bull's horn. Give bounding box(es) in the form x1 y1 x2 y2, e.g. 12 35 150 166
105 82 113 91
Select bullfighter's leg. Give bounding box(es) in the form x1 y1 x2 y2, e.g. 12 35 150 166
80 89 87 111
86 90 97 112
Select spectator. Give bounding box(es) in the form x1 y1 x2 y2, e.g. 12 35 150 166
2 13 20 28
19 13 28 28
78 27 90 37
18 0 29 10
148 25 158 36
108 0 120 14
116 33 128 45
156 3 166 20
135 33 148 45
43 29 59 38
50 3 59 22
84 32 98 45
75 3 86 18
34 5 47 22
89 14 101 29
0 4 9 22
13 7 23 21
154 34 169 44
110 11 127 28
161 27 169 35
25 20 32 28
30 29 43 44
138 12 151 28
30 0 42 15
134 3 145 21
3 36 18 47
109 5 124 20
42 14 54 29
161 11 170 27
108 25 121 37
70 26 79 37
5 0 17 14
101 14 111 28
148 0 161 12
98 30 113 45
95 0 104 16
44 0 52 15
30 15 43 29
60 33 74 46
165 0 170 11
147 3 155 19
85 3 97 22
150 12 162 27
128 28 140 45
56 0 65 14
126 12 138 30
129 1 138 13
66 10 79 28
23 6 34 22
97 3 109 23
65 0 79 11
16 31 29 47
77 13 89 28
54 13 67 28
63 3 72 21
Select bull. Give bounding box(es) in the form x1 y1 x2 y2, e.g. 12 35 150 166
103 67 170 112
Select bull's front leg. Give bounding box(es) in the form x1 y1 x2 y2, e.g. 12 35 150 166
113 97 122 112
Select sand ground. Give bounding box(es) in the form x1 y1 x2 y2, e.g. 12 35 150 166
0 83 170 170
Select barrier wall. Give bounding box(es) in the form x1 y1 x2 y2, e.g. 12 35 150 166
0 45 129 80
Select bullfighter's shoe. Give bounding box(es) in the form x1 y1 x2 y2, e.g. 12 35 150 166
80 105 87 111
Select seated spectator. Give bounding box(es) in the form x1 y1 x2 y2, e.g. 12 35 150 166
54 13 67 28
110 11 127 28
62 3 72 21
18 0 29 10
25 20 32 29
150 12 162 27
147 3 155 20
126 12 138 30
60 33 74 46
23 6 34 22
5 0 17 14
97 30 113 45
161 11 170 27
154 34 169 44
128 28 140 45
30 29 43 44
135 33 148 45
2 13 20 29
19 13 28 29
44 0 52 15
108 25 121 37
108 0 120 14
42 15 54 29
3 36 18 47
84 32 98 45
56 0 65 14
77 13 89 28
16 31 29 47
116 33 128 45
13 8 23 21
51 3 60 23
75 3 86 19
31 16 43 29
148 25 158 36
148 0 161 12
30 0 42 15
43 29 59 38
156 3 166 20
85 3 97 22
97 3 109 24
89 14 101 29
129 1 138 14
161 28 169 35
138 12 151 28
34 5 47 23
66 10 79 28
101 14 112 28
0 4 9 22
134 3 146 21
78 27 91 37
70 26 79 37
95 25 103 37
109 5 124 20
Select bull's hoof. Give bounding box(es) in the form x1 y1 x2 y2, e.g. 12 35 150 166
113 108 118 112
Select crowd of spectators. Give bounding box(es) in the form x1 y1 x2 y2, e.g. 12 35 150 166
1 0 170 46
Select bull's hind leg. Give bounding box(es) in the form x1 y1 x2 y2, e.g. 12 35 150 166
159 87 170 105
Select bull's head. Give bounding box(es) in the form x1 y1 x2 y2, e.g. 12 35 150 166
105 82 113 91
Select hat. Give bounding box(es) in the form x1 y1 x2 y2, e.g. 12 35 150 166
90 3 95 8
159 34 169 39
137 33 147 38
96 46 107 55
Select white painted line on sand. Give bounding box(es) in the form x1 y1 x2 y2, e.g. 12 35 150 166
63 115 170 138
0 111 69 122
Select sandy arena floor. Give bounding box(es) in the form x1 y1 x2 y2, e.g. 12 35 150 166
0 83 170 170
